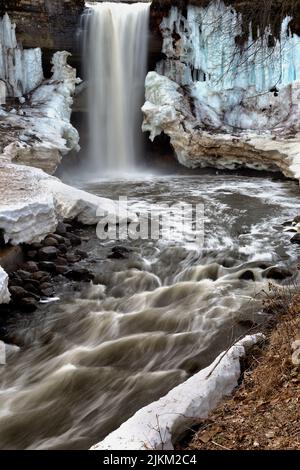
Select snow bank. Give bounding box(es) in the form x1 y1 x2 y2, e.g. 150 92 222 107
0 266 10 304
91 334 264 450
0 50 81 174
0 163 133 245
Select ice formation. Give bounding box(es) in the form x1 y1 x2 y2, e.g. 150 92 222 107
0 266 10 304
0 51 81 174
157 1 300 92
143 0 300 177
0 14 44 97
91 334 264 450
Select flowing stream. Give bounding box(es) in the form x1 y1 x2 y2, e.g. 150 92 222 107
0 173 300 449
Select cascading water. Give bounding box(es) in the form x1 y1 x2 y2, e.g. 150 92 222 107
83 2 150 175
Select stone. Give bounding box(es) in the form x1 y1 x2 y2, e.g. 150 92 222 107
66 253 81 264
264 266 293 280
291 233 300 244
65 268 94 282
38 261 57 274
56 266 68 275
239 270 255 281
38 247 58 261
17 297 38 313
9 286 28 299
31 271 50 281
109 246 133 260
55 222 67 236
44 237 59 247
23 261 39 273
26 250 38 260
65 233 82 246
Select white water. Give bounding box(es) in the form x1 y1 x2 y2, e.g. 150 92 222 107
83 2 150 175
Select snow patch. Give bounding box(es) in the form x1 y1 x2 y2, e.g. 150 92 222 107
91 334 264 450
0 266 10 304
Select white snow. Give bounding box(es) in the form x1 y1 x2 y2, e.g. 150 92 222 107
0 266 10 304
0 50 81 174
91 334 264 450
0 162 135 246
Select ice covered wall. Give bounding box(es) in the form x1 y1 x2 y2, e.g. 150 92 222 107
143 0 300 177
0 51 81 174
0 14 44 98
157 1 300 92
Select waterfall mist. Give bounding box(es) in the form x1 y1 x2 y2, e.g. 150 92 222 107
83 2 150 176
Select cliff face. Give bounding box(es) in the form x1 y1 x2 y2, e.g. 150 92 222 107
0 1 84 55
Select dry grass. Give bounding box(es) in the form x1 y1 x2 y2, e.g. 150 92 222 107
184 284 300 450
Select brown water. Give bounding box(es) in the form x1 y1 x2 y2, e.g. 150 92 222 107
0 174 300 449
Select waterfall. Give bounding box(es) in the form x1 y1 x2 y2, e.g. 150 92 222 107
83 2 150 175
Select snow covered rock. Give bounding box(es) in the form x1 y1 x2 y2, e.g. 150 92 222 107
0 162 133 245
142 71 300 179
91 334 264 450
0 266 10 304
143 1 300 179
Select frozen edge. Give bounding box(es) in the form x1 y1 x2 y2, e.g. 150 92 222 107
0 266 10 304
91 333 265 450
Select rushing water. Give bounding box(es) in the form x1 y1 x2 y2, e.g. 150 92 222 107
0 173 300 450
82 2 150 174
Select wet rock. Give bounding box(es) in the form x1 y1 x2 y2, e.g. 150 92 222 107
55 222 67 236
282 220 294 227
58 245 68 254
293 216 300 224
18 297 38 313
264 266 293 280
56 256 68 266
239 270 255 281
75 249 88 259
56 266 68 275
50 233 66 244
26 250 38 260
291 233 300 244
38 246 58 261
41 287 54 297
30 242 43 251
31 271 50 282
65 268 94 282
44 237 59 247
23 282 40 295
9 286 29 299
23 261 39 273
16 270 31 280
38 261 57 274
65 233 82 246
66 253 81 263
109 245 133 259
